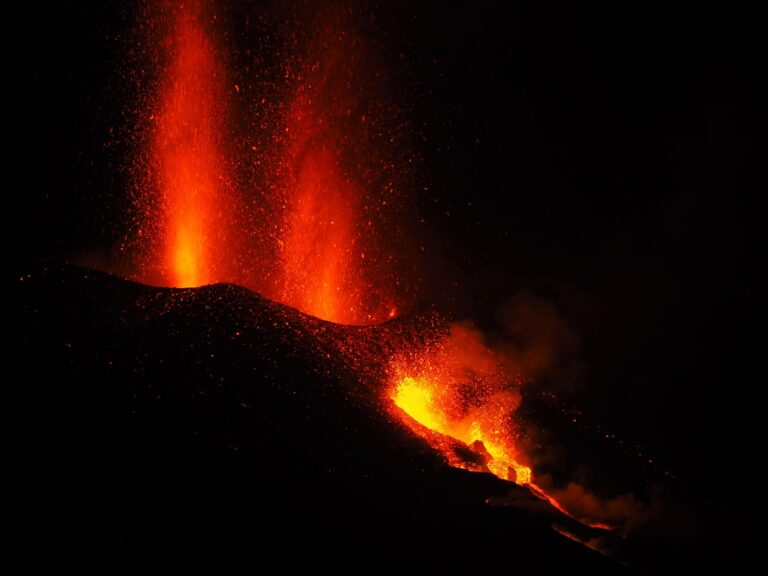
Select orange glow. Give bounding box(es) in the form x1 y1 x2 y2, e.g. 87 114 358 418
390 369 613 526
279 143 362 324
393 377 447 432
387 325 613 531
151 0 229 287
117 2 617 541
391 372 532 484
387 323 532 483
271 10 406 326
128 3 415 320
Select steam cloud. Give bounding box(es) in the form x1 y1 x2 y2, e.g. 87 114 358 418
441 292 673 535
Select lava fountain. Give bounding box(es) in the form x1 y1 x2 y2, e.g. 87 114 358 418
268 6 416 325
278 113 365 325
130 1 416 323
132 0 234 287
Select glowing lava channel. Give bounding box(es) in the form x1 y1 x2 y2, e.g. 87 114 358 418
388 340 613 531
392 375 532 484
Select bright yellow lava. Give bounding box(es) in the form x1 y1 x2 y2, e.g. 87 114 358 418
392 376 447 431
392 372 616 530
172 227 203 288
392 376 532 485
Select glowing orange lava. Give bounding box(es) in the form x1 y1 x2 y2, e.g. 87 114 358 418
392 375 532 483
390 361 532 484
279 138 362 324
387 326 613 531
129 2 414 322
271 8 407 326
147 0 231 287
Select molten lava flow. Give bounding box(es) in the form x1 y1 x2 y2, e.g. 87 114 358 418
387 324 613 531
393 377 446 432
134 0 232 288
387 323 532 482
390 361 532 484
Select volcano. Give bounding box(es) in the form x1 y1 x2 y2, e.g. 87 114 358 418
6 263 624 572
5 0 758 572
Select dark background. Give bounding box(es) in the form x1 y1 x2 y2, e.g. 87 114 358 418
3 1 759 568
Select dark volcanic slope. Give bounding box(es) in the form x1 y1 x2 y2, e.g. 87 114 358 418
6 264 624 572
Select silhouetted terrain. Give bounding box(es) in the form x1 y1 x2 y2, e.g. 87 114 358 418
6 263 624 572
